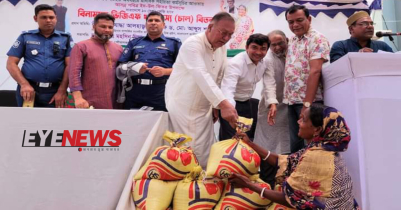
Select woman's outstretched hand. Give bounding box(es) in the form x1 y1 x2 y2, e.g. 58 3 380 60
235 132 252 145
228 173 253 189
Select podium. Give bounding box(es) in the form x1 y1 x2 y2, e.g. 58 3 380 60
0 108 168 210
322 53 401 210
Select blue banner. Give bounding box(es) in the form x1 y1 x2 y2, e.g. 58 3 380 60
2 0 38 5
369 0 382 10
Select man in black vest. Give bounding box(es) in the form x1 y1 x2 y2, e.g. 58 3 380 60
53 0 67 32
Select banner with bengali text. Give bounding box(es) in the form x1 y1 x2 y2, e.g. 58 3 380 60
60 0 255 48
64 0 217 46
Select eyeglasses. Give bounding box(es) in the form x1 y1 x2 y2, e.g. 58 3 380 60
355 22 375 27
216 28 233 39
270 41 286 48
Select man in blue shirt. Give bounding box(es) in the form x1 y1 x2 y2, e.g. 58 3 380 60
330 11 393 63
6 4 72 108
118 11 181 111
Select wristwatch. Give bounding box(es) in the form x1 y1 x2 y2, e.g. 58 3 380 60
303 102 311 108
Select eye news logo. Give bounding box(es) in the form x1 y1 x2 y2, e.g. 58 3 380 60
22 130 122 152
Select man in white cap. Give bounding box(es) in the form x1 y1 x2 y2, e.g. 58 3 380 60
330 11 393 63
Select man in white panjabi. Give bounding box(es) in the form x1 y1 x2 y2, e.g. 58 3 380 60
165 12 238 168
255 30 290 154
254 30 290 187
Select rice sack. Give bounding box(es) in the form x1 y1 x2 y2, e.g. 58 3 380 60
206 117 261 179
133 179 178 210
134 131 199 180
215 175 272 210
173 166 225 210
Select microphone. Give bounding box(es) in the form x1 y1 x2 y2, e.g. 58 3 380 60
376 31 401 37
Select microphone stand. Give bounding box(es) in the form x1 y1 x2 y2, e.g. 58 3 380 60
386 35 398 51
381 15 399 51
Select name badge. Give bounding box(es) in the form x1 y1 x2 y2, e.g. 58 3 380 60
156 46 169 50
27 41 40 45
133 45 145 49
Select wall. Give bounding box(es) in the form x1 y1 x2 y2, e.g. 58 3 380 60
382 0 400 51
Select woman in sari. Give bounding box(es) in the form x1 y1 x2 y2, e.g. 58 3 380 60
229 5 254 49
230 104 359 209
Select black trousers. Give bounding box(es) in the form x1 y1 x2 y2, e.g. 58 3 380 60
124 83 167 111
218 98 259 140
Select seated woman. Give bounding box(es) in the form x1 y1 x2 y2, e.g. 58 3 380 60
230 104 359 209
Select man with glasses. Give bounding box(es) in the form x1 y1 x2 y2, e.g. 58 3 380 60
165 12 238 168
330 11 393 63
254 30 290 187
284 5 330 153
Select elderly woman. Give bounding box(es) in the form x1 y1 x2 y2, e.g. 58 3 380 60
230 104 359 209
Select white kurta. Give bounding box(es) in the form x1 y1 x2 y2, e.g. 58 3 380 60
165 32 227 168
254 50 290 154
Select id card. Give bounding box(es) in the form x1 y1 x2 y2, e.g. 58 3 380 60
22 92 35 108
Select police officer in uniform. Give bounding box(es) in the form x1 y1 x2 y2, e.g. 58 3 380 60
118 11 181 111
6 4 72 108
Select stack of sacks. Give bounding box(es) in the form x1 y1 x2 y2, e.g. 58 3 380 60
133 131 199 210
215 174 272 210
205 117 273 209
132 179 178 210
206 117 261 179
173 166 225 210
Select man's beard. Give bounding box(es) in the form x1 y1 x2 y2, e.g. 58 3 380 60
94 30 113 41
272 51 286 59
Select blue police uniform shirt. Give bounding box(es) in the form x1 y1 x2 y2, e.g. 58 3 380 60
118 34 181 80
330 37 393 63
7 29 73 83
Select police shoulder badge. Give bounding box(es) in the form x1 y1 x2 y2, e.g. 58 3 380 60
13 40 20 48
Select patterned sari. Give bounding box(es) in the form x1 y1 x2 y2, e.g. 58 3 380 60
276 107 359 210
